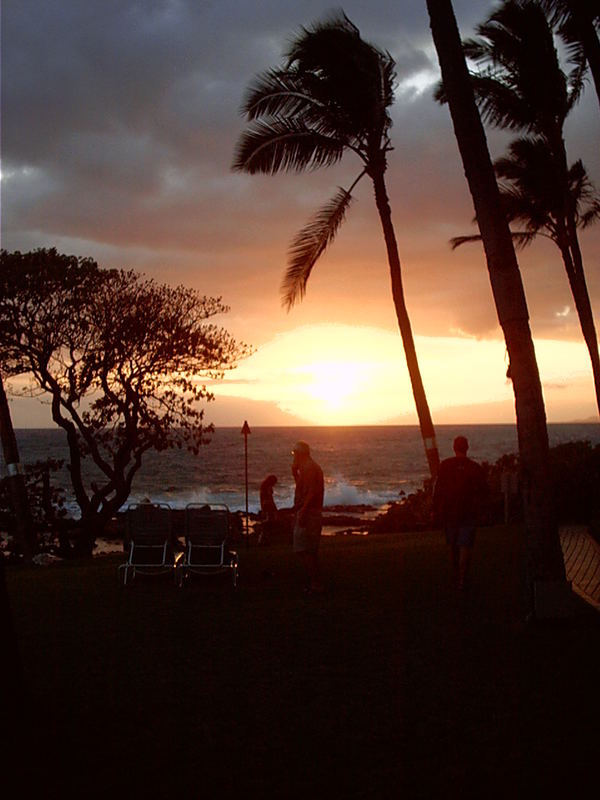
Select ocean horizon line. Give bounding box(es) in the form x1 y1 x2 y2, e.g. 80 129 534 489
12 420 598 432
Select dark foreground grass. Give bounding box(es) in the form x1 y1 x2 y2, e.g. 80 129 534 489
6 526 600 798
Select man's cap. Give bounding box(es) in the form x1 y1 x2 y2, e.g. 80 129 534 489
292 441 310 455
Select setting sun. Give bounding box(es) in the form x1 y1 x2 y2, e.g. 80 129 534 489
297 361 361 411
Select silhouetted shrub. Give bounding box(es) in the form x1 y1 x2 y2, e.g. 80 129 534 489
369 440 600 534
0 459 67 554
370 480 434 533
548 440 600 524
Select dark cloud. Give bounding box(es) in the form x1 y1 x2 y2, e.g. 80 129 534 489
2 0 598 346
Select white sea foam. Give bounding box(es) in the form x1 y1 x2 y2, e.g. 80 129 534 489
324 477 402 508
125 476 401 513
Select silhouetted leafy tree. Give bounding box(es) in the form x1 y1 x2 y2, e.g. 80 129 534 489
232 12 440 477
0 249 250 554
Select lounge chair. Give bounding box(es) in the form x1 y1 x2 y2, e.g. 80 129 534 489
176 503 238 587
118 502 180 586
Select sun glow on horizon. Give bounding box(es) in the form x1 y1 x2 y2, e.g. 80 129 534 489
293 361 362 412
212 323 597 425
214 324 408 425
6 322 597 427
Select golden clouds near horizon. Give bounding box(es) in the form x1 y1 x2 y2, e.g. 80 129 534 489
4 323 596 427
214 324 596 425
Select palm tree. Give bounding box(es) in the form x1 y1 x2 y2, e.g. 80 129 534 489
425 0 566 595
452 136 600 413
0 374 34 560
232 13 440 476
540 0 600 107
458 0 600 416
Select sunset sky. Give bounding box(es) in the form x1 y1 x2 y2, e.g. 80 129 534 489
2 0 599 427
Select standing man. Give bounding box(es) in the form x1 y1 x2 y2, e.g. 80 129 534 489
433 435 488 591
291 441 325 594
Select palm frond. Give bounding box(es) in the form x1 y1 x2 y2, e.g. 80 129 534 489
240 67 322 122
494 138 600 235
281 186 355 310
471 74 536 131
449 235 482 250
472 2 542 72
568 159 600 226
285 11 360 65
580 203 600 229
433 79 446 105
493 138 563 236
498 184 551 232
284 11 395 138
462 37 494 64
465 2 573 134
538 0 569 27
239 65 368 145
378 54 397 116
232 118 344 174
557 12 593 74
508 231 539 250
450 231 536 251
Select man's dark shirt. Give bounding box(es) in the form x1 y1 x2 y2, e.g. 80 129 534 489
294 457 324 514
433 456 487 527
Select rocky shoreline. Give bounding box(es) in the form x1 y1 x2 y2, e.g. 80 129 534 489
3 501 409 562
104 503 382 542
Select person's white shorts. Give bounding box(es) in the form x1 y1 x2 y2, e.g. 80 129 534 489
293 512 322 553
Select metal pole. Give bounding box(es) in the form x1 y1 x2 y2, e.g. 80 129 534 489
241 420 251 547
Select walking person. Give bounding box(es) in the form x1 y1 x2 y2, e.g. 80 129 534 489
291 441 325 594
433 435 488 591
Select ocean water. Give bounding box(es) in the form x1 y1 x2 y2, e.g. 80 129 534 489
7 423 600 517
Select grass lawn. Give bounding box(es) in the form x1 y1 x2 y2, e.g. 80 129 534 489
6 525 600 798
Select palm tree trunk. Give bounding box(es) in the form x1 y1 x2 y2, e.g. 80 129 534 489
370 166 440 478
0 375 35 561
0 548 28 774
426 0 566 596
569 242 600 416
556 233 600 415
551 124 600 416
